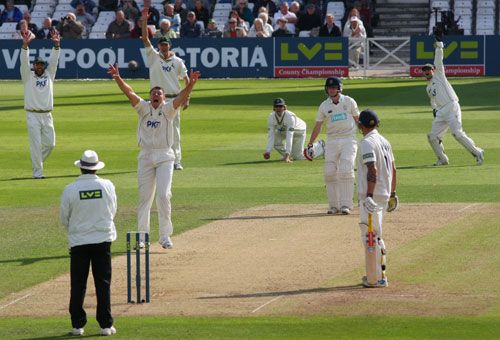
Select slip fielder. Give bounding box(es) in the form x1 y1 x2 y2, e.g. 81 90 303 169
422 33 484 166
20 29 61 179
141 7 189 170
307 77 359 215
108 64 200 249
263 98 307 163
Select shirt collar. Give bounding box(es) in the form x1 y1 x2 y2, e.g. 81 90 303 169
76 174 100 180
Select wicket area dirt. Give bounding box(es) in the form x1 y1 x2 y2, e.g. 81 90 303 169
0 203 495 317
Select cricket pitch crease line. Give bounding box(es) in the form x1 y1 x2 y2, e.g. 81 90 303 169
458 203 480 213
0 293 31 310
251 296 282 313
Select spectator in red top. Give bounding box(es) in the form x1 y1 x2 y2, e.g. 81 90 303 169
130 16 153 38
16 11 38 36
223 17 246 37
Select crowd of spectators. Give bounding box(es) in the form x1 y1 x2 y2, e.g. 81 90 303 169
1 0 378 44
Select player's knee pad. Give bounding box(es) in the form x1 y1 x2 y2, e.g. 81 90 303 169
427 133 441 144
324 163 337 183
338 162 355 181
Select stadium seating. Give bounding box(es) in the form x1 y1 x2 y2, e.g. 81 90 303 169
326 1 344 26
475 0 495 35
453 0 472 35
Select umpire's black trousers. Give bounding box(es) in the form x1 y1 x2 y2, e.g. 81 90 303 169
69 242 113 329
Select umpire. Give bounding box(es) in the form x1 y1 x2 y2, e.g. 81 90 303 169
60 150 117 336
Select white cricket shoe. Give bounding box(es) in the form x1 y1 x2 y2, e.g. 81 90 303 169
174 163 183 170
433 158 449 166
100 326 116 336
160 236 173 249
327 207 339 215
476 149 484 166
71 328 84 336
362 276 388 288
340 206 351 215
133 241 145 250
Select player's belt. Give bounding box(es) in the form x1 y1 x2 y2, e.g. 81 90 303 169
164 94 179 98
26 109 52 113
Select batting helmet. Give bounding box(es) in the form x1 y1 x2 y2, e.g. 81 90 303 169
359 109 380 128
324 77 342 94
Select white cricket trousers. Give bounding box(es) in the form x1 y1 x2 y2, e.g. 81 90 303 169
26 111 55 178
137 149 174 241
173 110 181 164
273 130 306 160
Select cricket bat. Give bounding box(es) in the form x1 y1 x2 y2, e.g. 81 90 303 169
365 212 378 285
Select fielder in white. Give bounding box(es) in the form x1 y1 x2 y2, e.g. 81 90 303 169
307 77 359 215
108 64 200 249
20 29 61 179
141 7 189 170
357 109 398 288
263 98 306 163
422 40 484 166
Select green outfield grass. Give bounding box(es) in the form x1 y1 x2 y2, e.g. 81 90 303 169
0 77 499 338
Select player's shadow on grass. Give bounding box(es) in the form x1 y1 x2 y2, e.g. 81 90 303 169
3 171 136 181
396 164 471 170
0 252 127 265
20 334 104 340
223 160 283 165
198 285 363 300
203 212 329 221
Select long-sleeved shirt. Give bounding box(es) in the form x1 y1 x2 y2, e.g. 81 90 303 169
60 174 117 247
426 41 459 110
20 47 60 112
265 110 306 154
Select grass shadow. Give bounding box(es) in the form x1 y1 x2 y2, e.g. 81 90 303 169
3 171 136 181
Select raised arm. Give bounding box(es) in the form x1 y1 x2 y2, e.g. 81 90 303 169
434 41 445 73
141 7 152 47
20 30 35 81
47 30 61 78
172 69 200 110
107 64 141 107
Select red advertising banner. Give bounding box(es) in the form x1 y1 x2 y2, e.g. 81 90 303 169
410 65 485 77
274 66 349 78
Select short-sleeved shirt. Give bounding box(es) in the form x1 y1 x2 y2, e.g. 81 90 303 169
357 129 395 200
316 94 359 140
134 99 176 155
146 46 188 95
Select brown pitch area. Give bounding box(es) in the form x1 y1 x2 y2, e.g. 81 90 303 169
0 203 493 317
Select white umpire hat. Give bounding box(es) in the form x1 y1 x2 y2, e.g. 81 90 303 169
74 150 105 170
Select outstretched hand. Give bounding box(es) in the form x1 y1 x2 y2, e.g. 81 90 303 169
21 30 34 45
107 63 120 78
188 69 201 85
51 29 60 46
141 7 150 21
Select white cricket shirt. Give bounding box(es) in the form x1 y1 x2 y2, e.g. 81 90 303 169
146 46 188 95
265 110 306 154
60 174 117 248
20 47 60 112
316 94 359 140
426 41 459 110
357 129 395 201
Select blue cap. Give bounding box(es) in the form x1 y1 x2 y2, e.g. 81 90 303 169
359 109 380 128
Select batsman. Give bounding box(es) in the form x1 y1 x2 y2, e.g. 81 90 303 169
357 109 398 288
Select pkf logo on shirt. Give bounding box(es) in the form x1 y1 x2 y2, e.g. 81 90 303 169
162 64 174 72
36 78 48 88
146 120 161 128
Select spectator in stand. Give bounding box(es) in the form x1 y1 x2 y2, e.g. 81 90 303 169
180 11 202 37
105 10 131 38
0 0 23 25
252 0 277 20
16 11 37 36
36 17 55 39
173 0 188 24
234 0 253 25
130 16 153 38
186 0 210 11
289 1 301 18
154 18 178 38
98 0 118 12
272 16 293 36
343 16 366 67
70 0 96 14
296 3 322 35
247 18 270 37
119 0 139 22
359 0 375 39
224 17 246 37
193 0 209 28
161 3 181 33
16 19 35 39
343 7 364 33
75 3 95 38
142 0 160 28
226 9 248 32
57 12 84 39
273 2 296 32
203 18 222 38
319 13 341 37
258 12 273 36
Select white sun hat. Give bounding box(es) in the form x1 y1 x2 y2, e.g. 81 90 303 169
74 150 105 170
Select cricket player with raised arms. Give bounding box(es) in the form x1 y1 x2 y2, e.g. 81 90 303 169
422 30 484 166
20 29 61 179
108 64 200 249
263 98 307 163
357 109 398 288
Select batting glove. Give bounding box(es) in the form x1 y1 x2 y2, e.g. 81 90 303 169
387 192 399 212
303 143 314 161
363 197 377 213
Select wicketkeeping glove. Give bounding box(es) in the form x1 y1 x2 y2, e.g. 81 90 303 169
363 197 377 213
434 27 443 42
387 192 399 212
303 143 314 161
